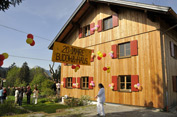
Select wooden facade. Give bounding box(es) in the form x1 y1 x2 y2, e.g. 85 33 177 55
49 0 177 109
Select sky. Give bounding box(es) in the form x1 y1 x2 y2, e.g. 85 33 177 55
0 0 177 70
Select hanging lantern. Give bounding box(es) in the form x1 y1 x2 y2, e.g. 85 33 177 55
0 61 3 67
30 40 35 46
26 38 33 44
103 67 107 71
103 53 106 57
71 65 76 69
97 56 102 60
27 34 34 39
0 55 5 61
2 53 8 59
76 65 80 68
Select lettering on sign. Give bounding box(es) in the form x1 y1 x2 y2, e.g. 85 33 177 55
52 42 92 65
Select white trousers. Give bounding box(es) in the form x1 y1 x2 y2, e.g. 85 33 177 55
97 102 105 116
33 97 38 104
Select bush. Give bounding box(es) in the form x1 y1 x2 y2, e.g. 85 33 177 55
78 95 91 106
64 95 91 107
46 96 61 103
0 99 27 116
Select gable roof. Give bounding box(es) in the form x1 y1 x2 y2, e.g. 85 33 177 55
48 0 177 50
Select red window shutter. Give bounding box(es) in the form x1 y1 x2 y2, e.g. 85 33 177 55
63 78 66 88
112 14 119 27
131 40 138 56
91 50 94 62
131 75 139 92
90 23 95 35
89 77 93 89
170 42 175 57
72 77 76 88
112 76 118 91
172 76 177 92
98 20 103 32
77 77 81 89
112 44 118 59
79 28 82 38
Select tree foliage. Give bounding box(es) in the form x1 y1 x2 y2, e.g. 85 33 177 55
0 0 22 11
30 67 48 91
6 66 20 87
19 62 30 84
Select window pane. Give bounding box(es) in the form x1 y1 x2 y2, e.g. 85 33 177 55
120 83 125 89
126 83 131 89
85 27 87 36
126 43 130 56
86 83 89 88
88 26 90 35
109 18 113 29
120 76 125 82
83 83 85 87
126 76 131 82
83 78 85 82
119 44 125 57
104 19 108 30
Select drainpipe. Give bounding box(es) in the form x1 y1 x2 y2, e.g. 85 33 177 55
161 24 177 111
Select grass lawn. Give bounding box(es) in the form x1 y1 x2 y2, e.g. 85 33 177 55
2 96 69 116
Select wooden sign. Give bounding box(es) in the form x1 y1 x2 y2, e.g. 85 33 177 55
52 42 92 65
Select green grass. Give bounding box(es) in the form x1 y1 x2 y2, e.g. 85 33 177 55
22 103 68 113
7 96 69 114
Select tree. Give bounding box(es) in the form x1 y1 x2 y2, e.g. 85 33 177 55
6 66 20 87
49 63 61 81
19 62 30 84
0 0 22 11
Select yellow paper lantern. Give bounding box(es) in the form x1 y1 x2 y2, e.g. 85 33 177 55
2 53 9 59
97 51 101 55
107 70 110 73
26 38 33 44
134 84 138 88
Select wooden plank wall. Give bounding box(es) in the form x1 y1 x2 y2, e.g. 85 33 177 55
160 21 177 107
60 4 164 108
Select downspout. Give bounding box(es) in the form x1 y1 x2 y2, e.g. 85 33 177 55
161 24 177 111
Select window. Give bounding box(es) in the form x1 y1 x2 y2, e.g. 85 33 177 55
103 16 113 30
66 77 72 88
173 76 177 92
83 25 90 37
81 77 89 89
174 45 177 59
119 75 131 91
119 42 130 58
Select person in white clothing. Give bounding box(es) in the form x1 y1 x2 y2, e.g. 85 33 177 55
32 87 39 104
14 87 19 105
95 83 105 117
56 81 60 96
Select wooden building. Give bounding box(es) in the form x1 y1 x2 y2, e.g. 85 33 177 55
49 0 177 109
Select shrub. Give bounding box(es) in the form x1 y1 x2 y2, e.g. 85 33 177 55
78 95 91 106
0 99 27 116
64 95 91 107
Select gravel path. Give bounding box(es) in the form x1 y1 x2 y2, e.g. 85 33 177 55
27 103 177 117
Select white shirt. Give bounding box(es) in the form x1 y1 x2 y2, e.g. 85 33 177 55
15 90 19 97
56 83 60 89
33 89 39 98
97 88 105 103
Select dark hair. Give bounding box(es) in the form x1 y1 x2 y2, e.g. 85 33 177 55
98 83 104 88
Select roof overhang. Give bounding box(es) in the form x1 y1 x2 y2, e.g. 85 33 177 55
48 0 177 50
